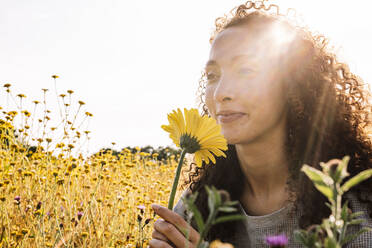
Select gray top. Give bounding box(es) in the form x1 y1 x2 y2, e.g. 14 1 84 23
173 191 372 248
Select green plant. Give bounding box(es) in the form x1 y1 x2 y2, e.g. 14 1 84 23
295 156 372 247
182 186 245 248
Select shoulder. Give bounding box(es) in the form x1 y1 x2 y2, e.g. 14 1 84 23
345 190 372 218
344 190 372 247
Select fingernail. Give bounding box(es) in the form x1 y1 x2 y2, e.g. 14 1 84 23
151 204 160 211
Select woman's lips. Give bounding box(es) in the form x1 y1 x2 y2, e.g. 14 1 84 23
217 113 246 123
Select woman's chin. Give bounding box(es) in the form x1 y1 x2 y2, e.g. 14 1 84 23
224 135 241 145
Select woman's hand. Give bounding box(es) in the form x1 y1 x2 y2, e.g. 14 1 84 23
149 204 200 248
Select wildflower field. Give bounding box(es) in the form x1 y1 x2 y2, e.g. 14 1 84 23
0 80 184 247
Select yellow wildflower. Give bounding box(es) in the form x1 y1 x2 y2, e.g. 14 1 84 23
161 108 227 167
210 240 234 248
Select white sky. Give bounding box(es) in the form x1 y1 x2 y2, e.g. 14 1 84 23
1 0 372 154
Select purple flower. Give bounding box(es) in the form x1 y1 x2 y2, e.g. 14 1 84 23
14 196 21 202
77 211 83 220
265 234 288 247
137 205 146 210
25 205 31 212
137 205 146 214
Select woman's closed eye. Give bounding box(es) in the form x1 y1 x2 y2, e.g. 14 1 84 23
237 67 255 76
206 71 220 83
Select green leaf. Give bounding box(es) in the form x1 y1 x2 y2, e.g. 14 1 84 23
205 185 211 195
324 237 339 248
325 202 333 211
322 219 334 238
293 230 309 245
341 227 372 245
294 229 322 247
218 206 238 213
341 169 372 192
340 201 349 221
301 165 334 200
183 198 205 232
212 186 221 207
224 200 240 206
205 186 215 213
338 156 351 180
321 156 350 183
350 211 364 219
213 214 246 225
314 183 334 202
348 219 365 226
301 165 334 185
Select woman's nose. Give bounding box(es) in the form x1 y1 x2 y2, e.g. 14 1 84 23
214 75 234 103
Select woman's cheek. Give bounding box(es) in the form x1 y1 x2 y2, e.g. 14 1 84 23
205 86 216 117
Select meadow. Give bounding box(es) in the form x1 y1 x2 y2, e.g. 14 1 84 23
0 81 185 247
2 78 372 248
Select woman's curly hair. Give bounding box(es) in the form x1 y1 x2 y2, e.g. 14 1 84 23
183 1 372 244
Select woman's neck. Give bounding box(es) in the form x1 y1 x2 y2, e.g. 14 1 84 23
235 125 291 215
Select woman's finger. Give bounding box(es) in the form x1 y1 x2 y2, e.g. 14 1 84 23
154 218 192 248
149 238 173 248
152 229 169 242
152 204 200 243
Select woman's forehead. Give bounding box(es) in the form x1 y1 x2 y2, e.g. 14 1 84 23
208 22 296 67
208 26 273 65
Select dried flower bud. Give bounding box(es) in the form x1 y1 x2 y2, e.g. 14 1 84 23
218 190 231 203
77 211 83 220
145 218 151 225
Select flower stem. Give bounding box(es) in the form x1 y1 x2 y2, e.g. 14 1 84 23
196 208 217 248
168 149 187 210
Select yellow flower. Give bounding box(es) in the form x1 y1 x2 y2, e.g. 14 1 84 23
21 110 31 117
210 240 234 248
161 108 227 167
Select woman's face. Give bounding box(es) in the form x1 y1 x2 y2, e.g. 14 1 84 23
205 24 288 145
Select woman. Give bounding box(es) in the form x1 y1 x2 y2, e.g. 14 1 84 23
150 2 372 247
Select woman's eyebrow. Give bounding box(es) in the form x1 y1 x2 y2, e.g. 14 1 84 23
231 54 257 63
205 60 218 68
205 54 257 68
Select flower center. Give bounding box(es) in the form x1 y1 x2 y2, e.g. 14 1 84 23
180 134 201 154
